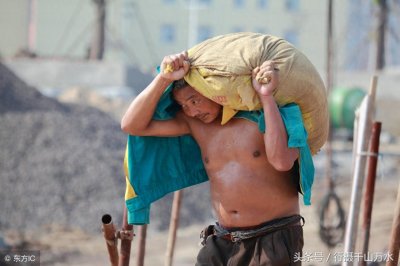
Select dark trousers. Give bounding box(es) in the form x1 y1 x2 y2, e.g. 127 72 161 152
196 217 304 266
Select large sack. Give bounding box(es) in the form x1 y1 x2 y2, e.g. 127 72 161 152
184 32 328 155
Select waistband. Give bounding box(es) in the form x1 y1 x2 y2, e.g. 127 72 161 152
213 215 304 243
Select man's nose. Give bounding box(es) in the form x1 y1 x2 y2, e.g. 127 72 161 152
186 107 200 117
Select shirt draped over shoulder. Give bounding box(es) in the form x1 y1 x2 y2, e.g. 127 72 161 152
124 83 314 225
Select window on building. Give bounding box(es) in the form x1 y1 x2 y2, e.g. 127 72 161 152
160 24 175 43
233 0 245 8
285 0 300 11
197 25 212 42
257 0 268 9
284 30 299 46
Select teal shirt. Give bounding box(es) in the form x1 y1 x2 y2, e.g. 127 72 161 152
125 83 315 225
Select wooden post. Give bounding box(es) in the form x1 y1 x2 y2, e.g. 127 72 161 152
89 0 106 60
386 182 400 266
375 0 387 70
135 225 147 266
343 76 377 265
360 122 382 266
28 0 37 52
165 190 183 266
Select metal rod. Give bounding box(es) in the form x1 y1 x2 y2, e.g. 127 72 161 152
119 206 134 266
102 214 119 266
360 122 382 266
135 224 147 266
343 76 378 266
165 190 183 266
326 0 334 96
386 182 400 266
325 0 334 191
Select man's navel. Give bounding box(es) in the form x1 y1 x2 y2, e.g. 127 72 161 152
253 150 261 158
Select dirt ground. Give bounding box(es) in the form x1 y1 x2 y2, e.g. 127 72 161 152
3 140 399 266
2 71 399 265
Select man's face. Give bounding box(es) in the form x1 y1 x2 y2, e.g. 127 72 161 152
173 86 222 123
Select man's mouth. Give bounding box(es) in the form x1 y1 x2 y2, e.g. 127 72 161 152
196 114 208 121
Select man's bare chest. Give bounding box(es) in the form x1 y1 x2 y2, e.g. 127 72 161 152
190 118 265 159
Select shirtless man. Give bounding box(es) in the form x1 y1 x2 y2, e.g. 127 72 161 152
121 52 303 265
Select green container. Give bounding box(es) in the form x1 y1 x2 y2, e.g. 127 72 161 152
329 87 366 129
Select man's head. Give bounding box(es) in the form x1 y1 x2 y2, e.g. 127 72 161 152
172 79 222 123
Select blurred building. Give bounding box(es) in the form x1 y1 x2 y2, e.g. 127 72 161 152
346 0 400 70
1 1 400 136
0 0 351 73
1 0 399 72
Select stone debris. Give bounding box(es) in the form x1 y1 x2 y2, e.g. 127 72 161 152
0 62 213 234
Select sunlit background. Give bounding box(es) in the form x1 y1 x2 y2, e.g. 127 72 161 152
1 0 400 265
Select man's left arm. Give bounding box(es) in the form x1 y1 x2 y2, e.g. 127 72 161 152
252 61 299 171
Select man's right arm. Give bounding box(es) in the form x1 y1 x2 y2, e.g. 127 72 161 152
121 52 190 137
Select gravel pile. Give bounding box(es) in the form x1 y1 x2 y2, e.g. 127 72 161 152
0 62 212 234
0 62 126 233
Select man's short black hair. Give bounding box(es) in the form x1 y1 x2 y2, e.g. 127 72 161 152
173 79 190 90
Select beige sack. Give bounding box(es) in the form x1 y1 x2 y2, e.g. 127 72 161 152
184 32 328 155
